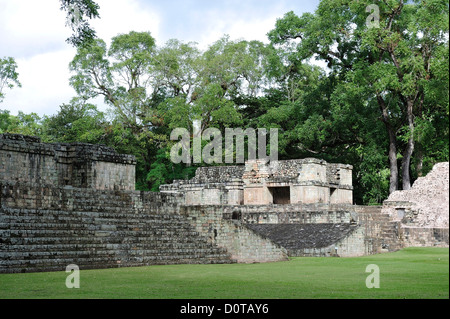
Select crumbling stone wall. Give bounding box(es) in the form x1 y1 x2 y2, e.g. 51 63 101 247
0 134 292 273
160 158 354 206
2 133 446 274
219 204 401 257
181 206 288 263
0 181 235 273
0 133 136 191
382 162 449 248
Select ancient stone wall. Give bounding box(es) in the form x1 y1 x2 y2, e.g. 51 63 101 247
222 204 355 224
161 158 354 206
227 204 399 257
246 223 364 257
382 162 449 248
190 166 245 183
0 181 234 273
181 206 288 263
0 133 136 191
0 134 293 273
353 205 402 254
2 133 445 274
383 162 449 228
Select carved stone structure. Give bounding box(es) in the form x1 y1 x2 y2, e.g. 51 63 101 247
0 134 287 273
0 133 136 191
382 162 449 248
160 158 353 206
1 133 447 274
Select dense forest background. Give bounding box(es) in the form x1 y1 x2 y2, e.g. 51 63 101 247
1 0 448 205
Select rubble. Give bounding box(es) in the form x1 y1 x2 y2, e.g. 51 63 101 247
384 162 449 228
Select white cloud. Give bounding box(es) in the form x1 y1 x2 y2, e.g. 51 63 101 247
91 0 161 44
0 0 321 117
1 0 161 116
2 48 77 116
169 2 287 50
0 0 68 58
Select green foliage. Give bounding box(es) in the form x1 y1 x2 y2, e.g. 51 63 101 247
60 0 100 47
41 98 106 143
266 0 449 200
5 0 448 202
0 109 42 136
0 57 21 103
146 148 197 192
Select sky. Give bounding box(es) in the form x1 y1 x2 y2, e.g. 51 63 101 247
0 0 320 117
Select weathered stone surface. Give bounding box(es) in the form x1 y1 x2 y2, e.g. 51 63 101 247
0 182 235 273
181 206 288 263
383 162 449 228
245 223 359 253
160 158 354 206
381 162 449 248
0 133 136 191
2 133 447 274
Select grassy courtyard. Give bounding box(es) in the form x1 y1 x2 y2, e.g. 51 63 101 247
0 248 448 299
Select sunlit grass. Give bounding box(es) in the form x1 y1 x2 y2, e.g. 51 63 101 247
0 248 448 299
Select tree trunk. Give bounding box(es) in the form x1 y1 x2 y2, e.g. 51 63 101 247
388 127 399 194
377 95 399 194
402 99 415 190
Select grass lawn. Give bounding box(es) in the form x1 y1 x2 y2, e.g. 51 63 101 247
0 247 448 299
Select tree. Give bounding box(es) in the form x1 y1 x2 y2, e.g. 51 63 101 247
60 0 100 47
42 98 106 143
268 0 449 193
0 109 42 136
70 31 158 131
0 57 21 103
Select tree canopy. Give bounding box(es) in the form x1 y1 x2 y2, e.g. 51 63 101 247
1 0 448 204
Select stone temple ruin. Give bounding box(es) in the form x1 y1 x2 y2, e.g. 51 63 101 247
0 133 448 273
160 158 354 206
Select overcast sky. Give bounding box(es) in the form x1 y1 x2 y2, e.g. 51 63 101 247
0 0 320 117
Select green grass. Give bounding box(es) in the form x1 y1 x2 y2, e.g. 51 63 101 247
0 248 448 299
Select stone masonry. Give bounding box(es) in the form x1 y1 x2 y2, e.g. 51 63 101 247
160 158 353 206
382 162 449 248
0 183 235 273
0 134 289 273
1 133 447 273
0 133 136 191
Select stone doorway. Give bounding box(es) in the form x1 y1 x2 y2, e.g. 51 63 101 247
269 187 291 204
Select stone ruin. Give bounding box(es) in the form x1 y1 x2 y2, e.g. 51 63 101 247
0 133 448 273
382 162 449 246
160 158 354 206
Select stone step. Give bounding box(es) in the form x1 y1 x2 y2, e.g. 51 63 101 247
0 256 237 273
0 223 195 233
1 242 228 253
1 210 187 221
1 193 235 273
1 229 197 241
0 248 230 260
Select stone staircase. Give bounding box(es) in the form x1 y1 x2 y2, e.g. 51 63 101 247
355 206 402 253
0 183 235 273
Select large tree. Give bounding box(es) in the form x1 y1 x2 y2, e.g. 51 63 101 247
268 0 449 193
